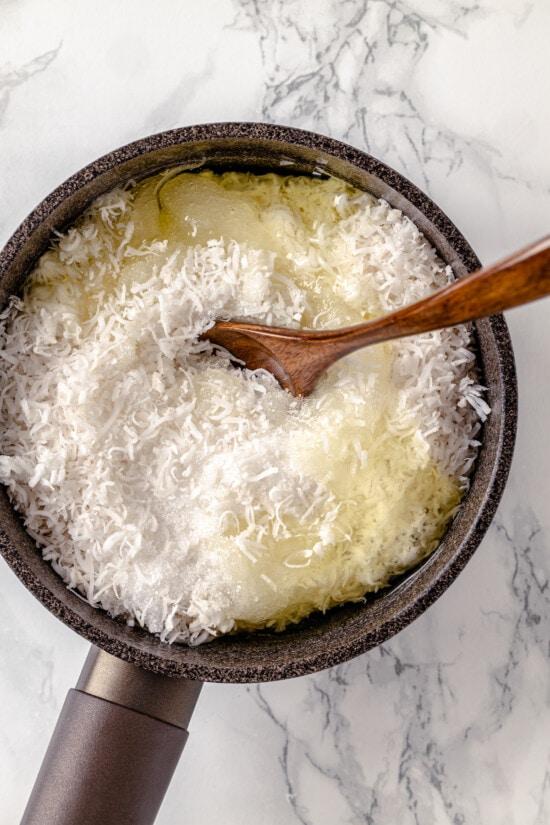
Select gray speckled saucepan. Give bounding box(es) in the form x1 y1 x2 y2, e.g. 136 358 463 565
0 123 517 825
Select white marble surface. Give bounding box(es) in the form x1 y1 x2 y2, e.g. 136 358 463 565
1 1 549 822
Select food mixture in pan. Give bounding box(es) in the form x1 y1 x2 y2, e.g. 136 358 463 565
0 171 489 644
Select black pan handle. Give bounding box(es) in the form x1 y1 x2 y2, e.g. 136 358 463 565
20 647 203 825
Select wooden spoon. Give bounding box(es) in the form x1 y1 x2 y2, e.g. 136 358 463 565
203 236 550 396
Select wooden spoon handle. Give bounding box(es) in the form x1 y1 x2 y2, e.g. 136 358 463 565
325 234 550 355
203 235 550 397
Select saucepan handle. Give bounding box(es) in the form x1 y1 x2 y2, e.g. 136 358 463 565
20 647 203 825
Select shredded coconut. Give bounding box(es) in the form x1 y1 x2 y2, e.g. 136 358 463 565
0 172 487 644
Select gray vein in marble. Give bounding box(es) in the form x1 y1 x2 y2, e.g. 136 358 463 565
487 513 549 732
534 768 550 825
254 675 384 825
231 0 545 197
0 43 61 125
253 684 313 825
306 668 385 825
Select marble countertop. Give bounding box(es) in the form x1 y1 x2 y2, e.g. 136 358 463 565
1 2 549 823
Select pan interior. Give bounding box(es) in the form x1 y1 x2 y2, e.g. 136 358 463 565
0 124 516 682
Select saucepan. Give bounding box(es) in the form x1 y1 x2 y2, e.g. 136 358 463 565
0 123 517 825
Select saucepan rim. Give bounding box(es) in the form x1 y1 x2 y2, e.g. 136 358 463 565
0 122 517 682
